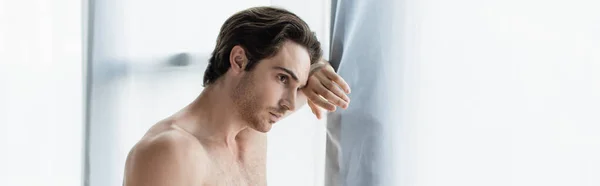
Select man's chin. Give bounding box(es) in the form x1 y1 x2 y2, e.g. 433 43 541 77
250 121 273 133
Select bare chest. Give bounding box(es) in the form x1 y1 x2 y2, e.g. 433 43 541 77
203 151 266 186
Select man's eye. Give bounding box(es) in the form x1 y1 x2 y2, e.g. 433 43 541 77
278 75 288 84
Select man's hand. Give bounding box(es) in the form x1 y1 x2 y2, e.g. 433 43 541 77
302 60 351 119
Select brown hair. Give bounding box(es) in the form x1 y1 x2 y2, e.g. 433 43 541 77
203 6 322 86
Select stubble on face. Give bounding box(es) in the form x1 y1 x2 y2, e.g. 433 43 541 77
231 71 271 132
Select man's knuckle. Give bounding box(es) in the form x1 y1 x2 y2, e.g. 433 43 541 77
317 88 327 95
325 81 335 88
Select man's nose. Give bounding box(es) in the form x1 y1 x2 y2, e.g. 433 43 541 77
280 91 297 112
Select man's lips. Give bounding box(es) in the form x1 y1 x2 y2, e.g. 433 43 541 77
270 112 283 122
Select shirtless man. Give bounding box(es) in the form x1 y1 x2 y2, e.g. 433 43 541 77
123 7 351 186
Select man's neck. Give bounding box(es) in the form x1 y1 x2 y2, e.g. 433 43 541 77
174 82 249 150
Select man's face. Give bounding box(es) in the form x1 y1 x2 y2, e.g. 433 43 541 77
231 41 311 133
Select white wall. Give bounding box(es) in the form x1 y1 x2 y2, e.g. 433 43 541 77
0 0 83 186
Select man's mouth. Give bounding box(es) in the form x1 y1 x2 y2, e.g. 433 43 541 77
269 112 283 122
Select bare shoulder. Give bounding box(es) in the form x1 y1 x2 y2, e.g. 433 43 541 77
123 124 208 186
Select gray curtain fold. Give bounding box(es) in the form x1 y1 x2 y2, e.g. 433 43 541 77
326 0 400 185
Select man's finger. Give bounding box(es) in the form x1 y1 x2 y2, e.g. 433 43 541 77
322 68 351 94
313 81 348 109
307 99 322 119
317 73 350 103
305 89 336 111
312 78 348 109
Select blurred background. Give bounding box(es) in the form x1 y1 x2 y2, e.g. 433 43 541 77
1 0 599 186
1 0 329 185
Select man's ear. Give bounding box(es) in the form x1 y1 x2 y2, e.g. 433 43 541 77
229 45 248 73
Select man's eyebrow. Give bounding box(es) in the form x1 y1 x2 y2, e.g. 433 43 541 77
273 66 299 82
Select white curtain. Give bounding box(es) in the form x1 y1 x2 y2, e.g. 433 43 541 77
328 0 600 185
406 0 600 185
